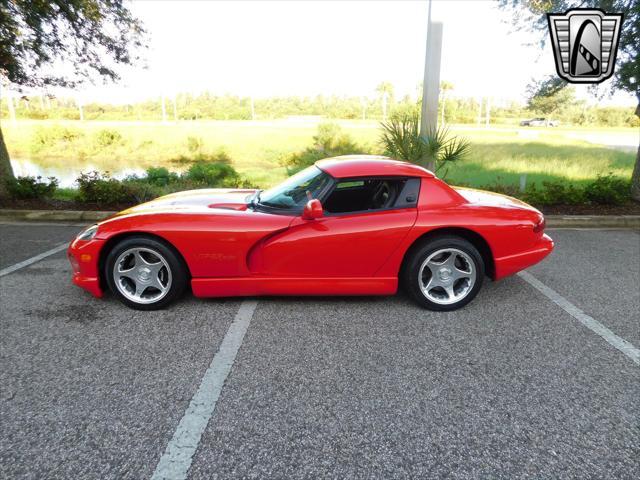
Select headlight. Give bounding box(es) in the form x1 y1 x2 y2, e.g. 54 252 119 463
77 224 98 241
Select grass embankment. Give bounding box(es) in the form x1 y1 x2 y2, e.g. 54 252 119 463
3 120 637 191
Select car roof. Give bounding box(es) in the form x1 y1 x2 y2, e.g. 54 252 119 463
316 155 434 179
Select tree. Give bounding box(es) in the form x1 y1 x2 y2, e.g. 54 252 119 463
526 76 577 115
375 82 394 121
0 0 146 199
440 81 454 125
498 0 640 201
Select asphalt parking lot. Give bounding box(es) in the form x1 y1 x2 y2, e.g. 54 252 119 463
1 222 638 479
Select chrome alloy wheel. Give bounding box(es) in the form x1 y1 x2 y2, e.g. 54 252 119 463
112 247 172 304
418 248 476 305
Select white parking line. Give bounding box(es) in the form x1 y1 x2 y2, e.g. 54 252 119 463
518 270 640 366
151 299 259 480
0 243 68 277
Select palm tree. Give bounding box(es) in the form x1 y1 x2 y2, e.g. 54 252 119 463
380 112 470 175
375 81 394 121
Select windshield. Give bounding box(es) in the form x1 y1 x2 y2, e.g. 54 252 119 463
259 166 332 209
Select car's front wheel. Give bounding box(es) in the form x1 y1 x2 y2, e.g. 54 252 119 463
403 236 484 311
105 236 188 310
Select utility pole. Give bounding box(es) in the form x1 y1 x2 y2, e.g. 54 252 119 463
419 0 443 172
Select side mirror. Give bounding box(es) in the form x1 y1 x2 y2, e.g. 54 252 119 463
302 199 323 220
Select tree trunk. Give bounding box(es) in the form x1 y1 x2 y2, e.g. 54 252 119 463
0 126 15 199
632 101 640 203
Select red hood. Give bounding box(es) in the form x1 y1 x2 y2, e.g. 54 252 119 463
109 188 257 218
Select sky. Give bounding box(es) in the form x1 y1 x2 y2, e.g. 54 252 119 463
75 0 634 106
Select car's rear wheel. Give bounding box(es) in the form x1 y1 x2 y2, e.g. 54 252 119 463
105 236 188 310
403 236 484 311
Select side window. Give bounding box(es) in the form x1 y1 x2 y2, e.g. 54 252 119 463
323 177 420 214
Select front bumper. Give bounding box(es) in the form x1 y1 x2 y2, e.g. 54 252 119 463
67 237 105 298
494 233 554 280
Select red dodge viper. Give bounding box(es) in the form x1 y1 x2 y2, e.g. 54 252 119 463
68 156 553 311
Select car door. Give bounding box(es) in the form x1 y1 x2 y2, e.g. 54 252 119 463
255 178 419 277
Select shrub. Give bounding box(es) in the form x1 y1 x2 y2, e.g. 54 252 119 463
145 167 179 186
279 149 327 173
184 162 243 187
76 171 134 204
186 136 203 153
121 178 165 203
313 123 359 152
478 180 520 197
584 173 630 205
523 181 585 205
171 149 232 165
280 123 368 173
7 176 59 199
74 155 254 206
30 125 82 152
94 129 123 147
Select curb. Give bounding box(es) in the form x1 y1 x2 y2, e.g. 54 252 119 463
0 209 638 229
545 215 640 229
0 209 115 222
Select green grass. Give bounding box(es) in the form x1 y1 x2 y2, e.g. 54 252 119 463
441 129 635 188
3 119 636 189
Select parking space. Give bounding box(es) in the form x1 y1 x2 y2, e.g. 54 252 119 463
526 229 640 346
189 283 638 479
0 243 241 479
0 223 638 479
0 223 83 270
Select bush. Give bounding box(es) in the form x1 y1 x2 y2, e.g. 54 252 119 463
7 175 59 199
184 162 243 187
519 175 631 206
171 149 232 165
145 167 179 186
186 136 203 153
76 171 135 204
280 123 369 173
584 173 630 205
94 129 123 147
313 123 359 152
477 180 520 197
121 178 165 203
30 125 82 152
75 158 254 206
523 181 585 205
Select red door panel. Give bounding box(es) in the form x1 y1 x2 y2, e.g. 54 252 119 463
258 208 417 277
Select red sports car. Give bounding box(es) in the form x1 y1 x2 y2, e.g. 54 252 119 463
68 156 553 311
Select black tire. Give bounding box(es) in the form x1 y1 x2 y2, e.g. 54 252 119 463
402 235 485 311
105 236 188 310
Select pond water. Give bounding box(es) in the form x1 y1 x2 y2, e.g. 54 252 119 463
10 158 146 188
